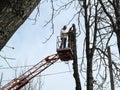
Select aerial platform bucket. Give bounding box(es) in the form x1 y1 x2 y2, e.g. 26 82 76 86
56 36 73 61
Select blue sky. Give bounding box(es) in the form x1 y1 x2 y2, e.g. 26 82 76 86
0 1 86 90
1 0 119 90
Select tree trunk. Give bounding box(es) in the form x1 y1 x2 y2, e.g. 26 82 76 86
107 46 115 90
72 24 82 90
115 1 120 55
0 0 41 51
83 0 93 89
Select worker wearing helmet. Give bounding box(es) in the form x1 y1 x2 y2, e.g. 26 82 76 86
60 25 68 48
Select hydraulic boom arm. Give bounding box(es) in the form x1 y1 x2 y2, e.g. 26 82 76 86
2 54 59 90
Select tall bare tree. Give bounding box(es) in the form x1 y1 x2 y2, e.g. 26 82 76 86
82 0 99 89
72 24 82 90
98 0 120 55
1 0 120 90
82 0 120 90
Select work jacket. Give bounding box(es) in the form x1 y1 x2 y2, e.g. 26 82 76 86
60 29 68 38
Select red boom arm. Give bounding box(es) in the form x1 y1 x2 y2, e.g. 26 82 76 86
1 54 59 90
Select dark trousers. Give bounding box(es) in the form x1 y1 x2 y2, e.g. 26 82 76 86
60 38 67 48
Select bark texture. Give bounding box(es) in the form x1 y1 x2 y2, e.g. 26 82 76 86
0 0 41 51
72 24 82 90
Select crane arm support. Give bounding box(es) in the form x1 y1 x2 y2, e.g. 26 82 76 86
2 54 59 90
